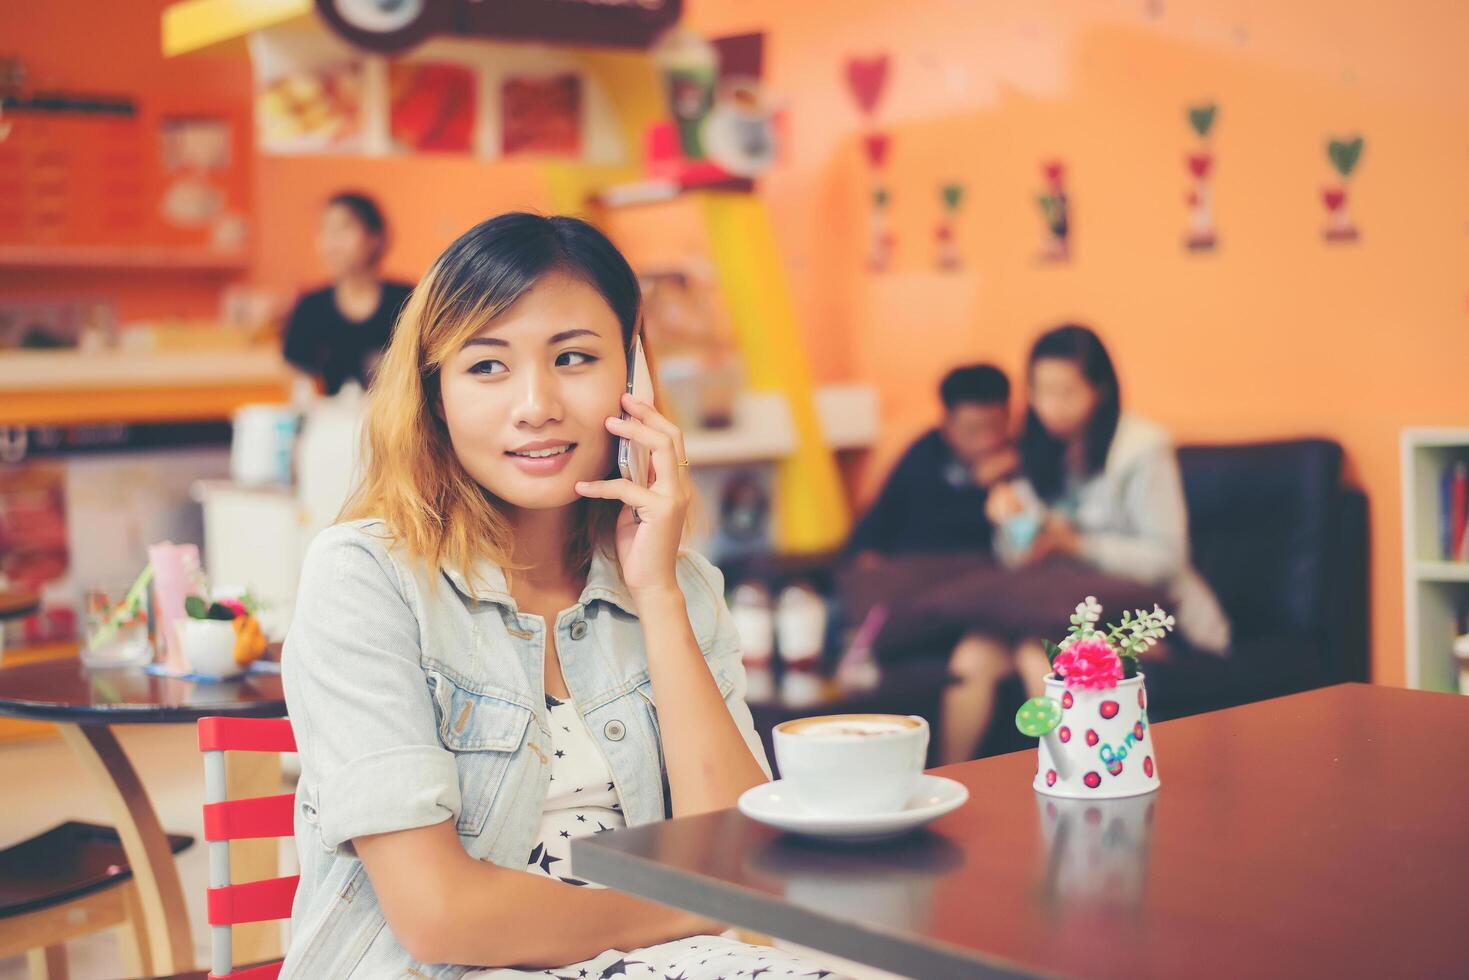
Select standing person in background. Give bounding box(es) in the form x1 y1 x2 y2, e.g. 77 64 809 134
282 191 414 395
845 363 1017 566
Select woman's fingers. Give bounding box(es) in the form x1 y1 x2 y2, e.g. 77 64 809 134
575 477 660 511
621 394 688 468
606 413 681 491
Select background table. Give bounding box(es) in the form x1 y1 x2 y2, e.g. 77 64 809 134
0 658 286 975
575 684 1469 979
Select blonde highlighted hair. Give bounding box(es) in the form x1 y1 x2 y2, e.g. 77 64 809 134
341 213 641 586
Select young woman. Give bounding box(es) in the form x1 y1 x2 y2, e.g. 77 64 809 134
938 324 1231 764
991 323 1230 647
280 214 846 978
281 191 413 396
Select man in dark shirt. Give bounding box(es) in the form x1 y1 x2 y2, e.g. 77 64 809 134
846 364 1016 562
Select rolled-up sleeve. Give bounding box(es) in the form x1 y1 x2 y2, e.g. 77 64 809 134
283 525 461 852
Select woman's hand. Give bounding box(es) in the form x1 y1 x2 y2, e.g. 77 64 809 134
1027 513 1082 563
986 481 1024 524
575 393 692 597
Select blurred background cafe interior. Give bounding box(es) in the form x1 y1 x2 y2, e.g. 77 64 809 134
1 0 1467 978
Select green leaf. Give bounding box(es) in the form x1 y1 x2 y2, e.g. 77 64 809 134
1122 655 1140 679
1042 639 1062 666
1328 136 1363 178
1188 103 1217 138
941 182 963 211
184 595 209 620
207 601 237 621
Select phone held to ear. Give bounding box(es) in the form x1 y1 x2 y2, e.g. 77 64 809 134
617 335 655 488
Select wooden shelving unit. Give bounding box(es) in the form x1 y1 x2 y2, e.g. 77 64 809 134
1400 427 1469 693
0 244 249 271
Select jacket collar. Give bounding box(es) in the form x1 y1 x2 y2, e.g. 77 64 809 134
443 546 638 617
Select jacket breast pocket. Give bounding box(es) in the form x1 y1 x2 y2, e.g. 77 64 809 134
427 672 532 837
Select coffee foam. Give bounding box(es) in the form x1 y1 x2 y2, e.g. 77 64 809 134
779 714 921 738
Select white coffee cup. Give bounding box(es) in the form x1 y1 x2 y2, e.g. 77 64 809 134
773 713 929 817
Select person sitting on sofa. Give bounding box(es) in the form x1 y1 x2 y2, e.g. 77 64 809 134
845 363 1018 566
988 323 1232 654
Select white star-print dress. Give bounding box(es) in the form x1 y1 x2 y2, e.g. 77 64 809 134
464 695 851 980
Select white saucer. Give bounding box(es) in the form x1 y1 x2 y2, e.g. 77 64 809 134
737 775 969 842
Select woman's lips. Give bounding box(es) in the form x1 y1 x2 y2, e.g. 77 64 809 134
505 444 576 476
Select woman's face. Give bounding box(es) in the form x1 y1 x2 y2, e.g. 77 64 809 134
438 270 627 513
1030 357 1099 442
317 203 381 280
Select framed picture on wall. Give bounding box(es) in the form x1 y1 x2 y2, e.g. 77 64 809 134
501 73 582 157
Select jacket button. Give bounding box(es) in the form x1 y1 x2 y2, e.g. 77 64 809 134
604 720 625 741
301 803 318 823
570 620 588 641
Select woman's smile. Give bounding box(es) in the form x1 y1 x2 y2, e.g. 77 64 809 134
506 439 579 475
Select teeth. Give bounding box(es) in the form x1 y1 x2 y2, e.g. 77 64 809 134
513 445 571 459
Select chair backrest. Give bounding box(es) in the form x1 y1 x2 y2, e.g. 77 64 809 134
197 717 299 980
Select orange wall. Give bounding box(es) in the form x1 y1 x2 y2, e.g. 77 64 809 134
10 0 1469 684
2 0 256 322
681 0 1469 686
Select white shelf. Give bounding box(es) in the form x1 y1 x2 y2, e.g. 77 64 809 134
1401 427 1469 692
684 392 797 467
681 385 878 466
1415 561 1469 583
814 384 879 451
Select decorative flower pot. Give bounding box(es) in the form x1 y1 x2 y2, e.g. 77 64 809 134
1032 672 1158 799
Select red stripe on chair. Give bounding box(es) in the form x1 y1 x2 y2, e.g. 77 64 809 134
208 961 284 980
198 716 295 754
207 875 300 926
203 794 296 842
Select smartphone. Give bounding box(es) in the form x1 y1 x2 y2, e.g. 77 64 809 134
617 335 655 487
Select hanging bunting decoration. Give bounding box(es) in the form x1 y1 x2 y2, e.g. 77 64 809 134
845 55 890 119
864 133 894 273
935 182 964 271
1323 135 1364 243
845 56 895 273
1037 160 1070 262
1184 102 1218 252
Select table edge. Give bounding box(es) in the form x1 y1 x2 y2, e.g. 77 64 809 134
571 834 1042 980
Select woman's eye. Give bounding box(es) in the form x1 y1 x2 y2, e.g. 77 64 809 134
556 351 597 368
469 359 507 376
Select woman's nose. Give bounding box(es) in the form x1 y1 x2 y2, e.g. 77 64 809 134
510 364 564 428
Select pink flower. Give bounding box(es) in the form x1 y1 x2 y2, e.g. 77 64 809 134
217 597 247 619
1054 637 1123 690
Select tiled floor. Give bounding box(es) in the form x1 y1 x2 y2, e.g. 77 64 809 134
0 727 903 980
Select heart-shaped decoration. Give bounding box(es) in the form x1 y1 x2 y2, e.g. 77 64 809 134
1327 136 1364 178
1322 187 1346 211
863 133 891 169
941 182 964 211
1186 152 1212 178
1187 103 1217 138
1043 160 1066 184
846 55 890 117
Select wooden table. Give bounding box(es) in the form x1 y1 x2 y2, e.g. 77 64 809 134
574 684 1469 979
0 658 286 975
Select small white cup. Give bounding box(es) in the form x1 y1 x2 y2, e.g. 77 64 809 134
773 713 929 817
175 619 242 680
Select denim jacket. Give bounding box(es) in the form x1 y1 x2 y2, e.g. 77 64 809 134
279 519 769 979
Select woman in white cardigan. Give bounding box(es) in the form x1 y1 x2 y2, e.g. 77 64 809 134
939 324 1230 764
